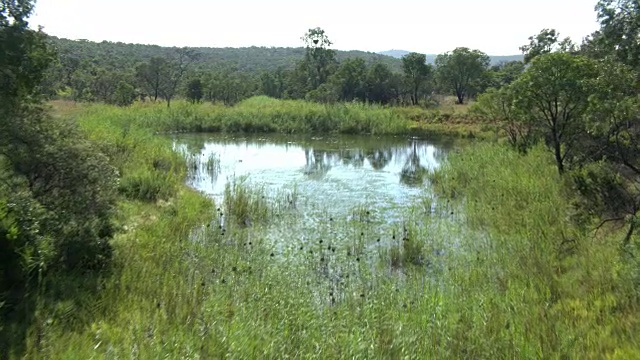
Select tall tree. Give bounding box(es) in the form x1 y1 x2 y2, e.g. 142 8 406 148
401 52 431 105
159 47 198 107
435 47 490 104
510 53 598 174
301 27 337 90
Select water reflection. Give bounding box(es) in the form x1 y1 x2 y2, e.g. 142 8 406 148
173 134 453 218
400 141 429 186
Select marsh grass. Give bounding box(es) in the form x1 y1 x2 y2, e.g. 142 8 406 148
223 176 269 227
49 97 492 139
14 102 639 359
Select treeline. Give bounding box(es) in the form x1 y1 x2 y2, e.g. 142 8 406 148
42 30 526 107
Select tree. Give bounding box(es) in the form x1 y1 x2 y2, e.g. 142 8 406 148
259 68 286 99
159 47 198 107
510 53 598 174
435 47 490 104
185 78 203 103
401 52 431 105
491 61 525 88
472 87 536 152
1 0 118 354
574 60 640 246
330 58 367 102
300 27 337 90
595 0 640 70
365 63 397 104
135 57 166 101
114 80 136 106
519 29 575 64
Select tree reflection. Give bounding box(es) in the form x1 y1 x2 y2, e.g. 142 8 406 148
400 141 429 186
366 149 394 170
303 148 332 179
340 149 366 167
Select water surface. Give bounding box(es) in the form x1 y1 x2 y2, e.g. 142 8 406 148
174 134 457 251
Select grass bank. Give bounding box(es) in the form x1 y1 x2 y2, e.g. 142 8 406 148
51 96 495 139
13 101 638 358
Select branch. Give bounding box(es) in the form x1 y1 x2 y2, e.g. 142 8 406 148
594 216 627 235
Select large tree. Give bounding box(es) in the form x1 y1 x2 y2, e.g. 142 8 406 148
401 52 432 105
510 53 598 174
435 47 490 104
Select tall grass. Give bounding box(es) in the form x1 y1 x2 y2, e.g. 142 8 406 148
50 96 492 138
12 102 638 359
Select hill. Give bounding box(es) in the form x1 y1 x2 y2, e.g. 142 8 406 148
378 49 524 65
48 37 404 73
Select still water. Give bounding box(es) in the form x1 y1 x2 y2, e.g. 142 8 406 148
174 135 453 222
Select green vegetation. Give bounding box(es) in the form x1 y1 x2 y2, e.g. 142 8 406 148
2 0 640 357
7 111 640 357
54 97 492 138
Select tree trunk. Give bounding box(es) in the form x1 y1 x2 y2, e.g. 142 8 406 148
622 217 636 248
553 134 564 174
552 122 564 174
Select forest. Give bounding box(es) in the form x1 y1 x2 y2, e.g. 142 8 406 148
43 31 526 107
1 0 640 358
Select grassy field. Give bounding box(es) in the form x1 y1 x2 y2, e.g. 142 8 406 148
3 101 635 358
49 96 495 139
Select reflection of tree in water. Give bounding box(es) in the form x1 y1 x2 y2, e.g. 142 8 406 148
400 141 429 186
304 148 332 179
340 149 366 167
366 149 394 170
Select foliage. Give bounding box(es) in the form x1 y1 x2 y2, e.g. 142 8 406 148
472 87 536 152
435 47 490 104
596 0 640 70
485 60 525 89
401 52 432 105
185 78 203 104
519 28 576 64
0 1 119 355
329 58 367 102
510 53 598 174
365 63 400 104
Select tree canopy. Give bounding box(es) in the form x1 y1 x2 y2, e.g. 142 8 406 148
435 47 490 104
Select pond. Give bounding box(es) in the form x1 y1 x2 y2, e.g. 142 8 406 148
173 134 459 253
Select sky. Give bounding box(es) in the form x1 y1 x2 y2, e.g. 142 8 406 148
29 0 601 55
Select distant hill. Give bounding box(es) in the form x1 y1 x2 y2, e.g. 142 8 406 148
378 49 524 65
48 37 404 73
378 50 411 59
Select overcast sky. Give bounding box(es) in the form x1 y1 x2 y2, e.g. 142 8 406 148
29 0 600 55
